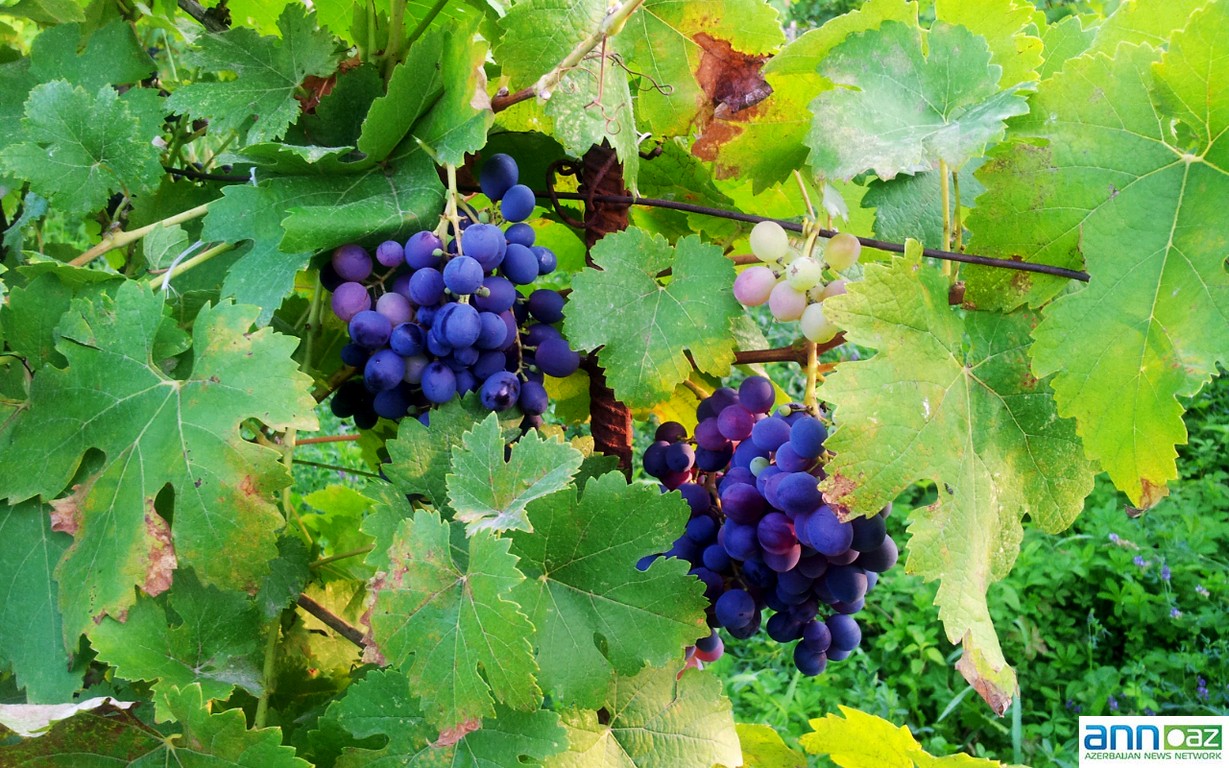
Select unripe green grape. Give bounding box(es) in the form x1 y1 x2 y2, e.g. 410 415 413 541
750 220 790 264
768 281 807 321
800 302 839 343
824 232 861 271
749 456 771 476
786 257 823 291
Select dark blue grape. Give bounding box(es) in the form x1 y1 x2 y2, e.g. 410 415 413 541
405 231 442 269
774 442 812 472
767 612 803 642
757 512 797 554
795 506 853 556
501 243 540 285
738 376 775 414
518 380 549 415
533 246 557 274
720 483 766 525
793 642 827 676
827 614 861 652
801 619 831 652
329 380 366 418
855 536 898 573
714 589 756 629
643 441 670 478
762 544 802 572
696 445 734 472
451 346 480 366
480 371 521 411
655 421 688 443
777 568 814 596
678 483 711 515
717 405 755 441
850 514 887 552
443 256 484 295
527 289 565 323
373 385 412 419
438 302 481 348
790 416 828 459
504 222 535 247
475 311 509 350
461 223 507 271
666 442 695 473
420 362 457 403
409 268 445 305
389 323 425 357
797 553 829 579
702 544 731 572
340 343 370 368
749 416 790 452
696 630 722 654
684 515 717 543
474 276 517 313
694 418 728 451
331 282 371 322
473 350 507 379
690 567 723 600
535 337 580 377
501 184 535 221
363 349 404 392
480 153 518 200
349 310 392 349
320 262 343 291
827 565 868 603
725 611 762 640
777 472 822 515
721 522 760 561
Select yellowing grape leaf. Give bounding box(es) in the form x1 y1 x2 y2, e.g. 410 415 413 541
508 473 709 708
565 229 741 410
168 4 340 144
695 0 918 191
363 510 540 729
0 282 318 642
732 723 806 768
819 254 1095 713
806 20 1031 181
967 5 1229 508
1084 0 1209 58
800 707 1006 767
546 667 740 768
446 414 584 534
325 669 567 768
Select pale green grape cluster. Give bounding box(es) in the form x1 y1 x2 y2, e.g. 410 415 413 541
733 221 860 344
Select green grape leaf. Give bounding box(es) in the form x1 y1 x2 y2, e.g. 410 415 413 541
29 21 152 91
167 4 340 144
326 669 567 768
0 282 318 642
357 31 446 162
0 683 308 765
934 0 1042 88
363 510 540 729
257 535 311 618
863 160 985 248
806 21 1031 181
968 8 1229 507
0 499 79 702
447 413 585 534
694 0 918 191
494 0 640 189
800 706 1005 767
508 473 708 708
1038 13 1093 80
303 485 377 582
818 255 1095 713
384 396 508 510
0 265 124 368
0 60 36 157
0 82 163 217
733 723 806 768
90 569 263 720
296 63 383 147
546 667 740 768
201 146 443 322
565 229 741 409
2 192 48 257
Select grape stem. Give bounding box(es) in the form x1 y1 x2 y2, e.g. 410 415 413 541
146 241 233 290
253 616 281 728
70 202 213 267
294 458 382 479
952 168 964 252
310 546 376 569
382 0 407 81
939 159 953 277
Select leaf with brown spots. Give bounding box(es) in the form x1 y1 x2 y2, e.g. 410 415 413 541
819 253 1094 712
0 281 317 645
363 509 540 730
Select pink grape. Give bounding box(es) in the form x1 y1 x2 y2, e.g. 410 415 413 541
768 282 807 321
331 282 371 322
733 266 778 307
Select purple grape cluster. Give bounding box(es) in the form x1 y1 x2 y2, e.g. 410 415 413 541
321 153 581 428
639 376 897 675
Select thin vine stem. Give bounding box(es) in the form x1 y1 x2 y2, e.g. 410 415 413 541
803 341 818 410
147 241 234 289
952 168 964 252
939 159 953 277
253 617 280 728
404 0 448 49
310 546 376 569
296 594 365 647
293 458 382 479
70 202 213 267
382 0 407 80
